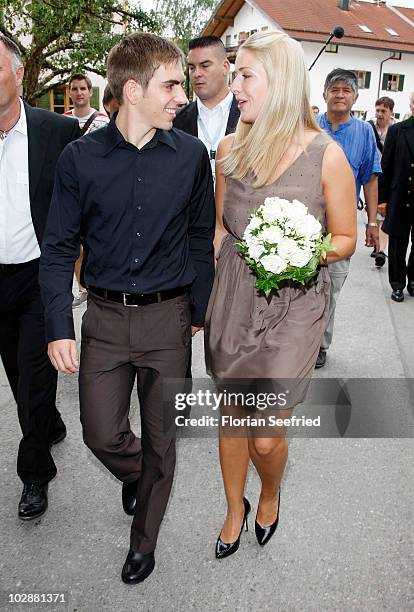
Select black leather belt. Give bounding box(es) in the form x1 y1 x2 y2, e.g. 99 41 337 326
0 260 36 273
89 286 187 307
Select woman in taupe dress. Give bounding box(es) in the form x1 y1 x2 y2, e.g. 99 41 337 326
204 31 357 558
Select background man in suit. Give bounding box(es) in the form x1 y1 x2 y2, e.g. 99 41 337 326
0 34 80 520
379 101 414 302
174 35 239 175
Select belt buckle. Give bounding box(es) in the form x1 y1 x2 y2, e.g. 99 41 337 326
122 293 139 307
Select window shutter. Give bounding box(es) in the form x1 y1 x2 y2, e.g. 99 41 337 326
398 74 405 91
382 73 388 90
91 87 99 109
364 71 371 89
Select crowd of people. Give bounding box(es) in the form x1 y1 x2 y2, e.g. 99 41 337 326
0 27 412 587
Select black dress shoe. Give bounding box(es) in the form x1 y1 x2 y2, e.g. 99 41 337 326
49 416 67 447
374 251 387 268
18 484 48 520
407 281 414 297
122 479 139 516
255 489 281 547
121 550 155 584
215 497 251 559
391 289 404 302
315 349 326 369
370 249 378 258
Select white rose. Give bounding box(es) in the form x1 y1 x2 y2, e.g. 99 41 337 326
289 247 313 267
261 253 288 274
248 242 266 262
290 199 308 215
259 225 284 245
246 216 262 233
302 214 322 240
276 237 299 262
261 198 285 223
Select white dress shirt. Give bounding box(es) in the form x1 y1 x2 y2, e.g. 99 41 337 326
197 90 234 175
0 99 40 263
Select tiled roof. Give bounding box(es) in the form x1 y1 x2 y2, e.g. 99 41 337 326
203 0 414 53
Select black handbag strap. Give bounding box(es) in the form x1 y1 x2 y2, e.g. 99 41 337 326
80 111 99 135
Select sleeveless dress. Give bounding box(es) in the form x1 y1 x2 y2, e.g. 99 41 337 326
204 132 332 405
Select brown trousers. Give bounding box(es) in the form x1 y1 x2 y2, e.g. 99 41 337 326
79 291 191 553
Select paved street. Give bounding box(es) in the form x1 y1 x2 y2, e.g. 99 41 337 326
1 212 413 612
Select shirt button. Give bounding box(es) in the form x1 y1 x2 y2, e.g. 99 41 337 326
137 177 142 182
131 281 136 287
136 232 140 237
134 257 139 263
137 206 142 211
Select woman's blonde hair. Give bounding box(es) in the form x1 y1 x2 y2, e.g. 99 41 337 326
222 30 321 187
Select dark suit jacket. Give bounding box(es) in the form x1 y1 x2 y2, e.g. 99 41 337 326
24 102 81 247
173 94 240 137
379 115 414 236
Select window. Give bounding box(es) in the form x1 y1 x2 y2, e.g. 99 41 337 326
382 73 405 92
352 70 371 89
225 35 231 47
353 110 367 120
358 24 373 33
250 29 257 35
325 43 338 53
261 26 268 31
238 31 249 44
394 112 400 120
37 85 70 114
37 85 100 113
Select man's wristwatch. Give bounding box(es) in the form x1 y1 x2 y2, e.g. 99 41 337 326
366 222 379 227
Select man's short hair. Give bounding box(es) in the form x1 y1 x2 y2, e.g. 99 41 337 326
103 84 115 106
188 35 226 58
324 68 358 94
375 96 394 111
0 33 22 72
107 33 183 104
69 73 92 90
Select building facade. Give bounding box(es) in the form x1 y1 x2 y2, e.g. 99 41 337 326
202 0 414 119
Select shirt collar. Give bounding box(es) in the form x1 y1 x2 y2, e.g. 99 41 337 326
103 116 177 156
8 98 27 137
197 90 233 116
323 112 355 132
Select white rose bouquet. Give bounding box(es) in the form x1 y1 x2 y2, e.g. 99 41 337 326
238 197 332 297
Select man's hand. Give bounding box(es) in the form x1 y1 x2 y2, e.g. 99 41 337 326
48 339 79 373
365 225 380 251
191 326 203 337
377 202 387 216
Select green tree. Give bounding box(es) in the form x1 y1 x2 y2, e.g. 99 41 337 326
155 0 219 52
0 0 160 105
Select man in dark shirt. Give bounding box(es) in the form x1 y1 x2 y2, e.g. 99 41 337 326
39 33 215 584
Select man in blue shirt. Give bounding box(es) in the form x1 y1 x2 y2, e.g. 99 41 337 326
316 68 381 368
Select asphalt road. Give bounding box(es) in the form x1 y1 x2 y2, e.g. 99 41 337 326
0 213 413 611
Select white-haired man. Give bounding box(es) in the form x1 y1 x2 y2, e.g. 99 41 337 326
0 33 80 519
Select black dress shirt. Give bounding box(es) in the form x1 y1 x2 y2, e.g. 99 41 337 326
39 119 215 341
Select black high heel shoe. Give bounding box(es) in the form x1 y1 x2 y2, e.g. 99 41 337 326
255 489 281 546
215 497 251 559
